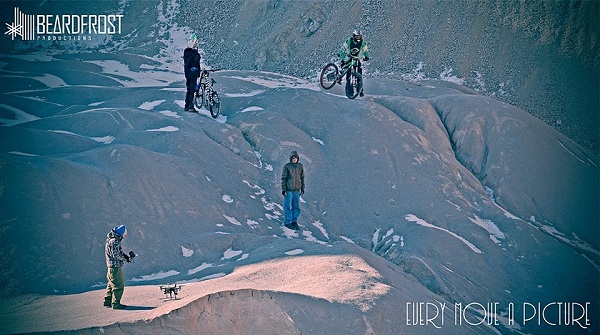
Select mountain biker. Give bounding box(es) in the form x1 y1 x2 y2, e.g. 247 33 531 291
339 29 370 97
183 33 201 112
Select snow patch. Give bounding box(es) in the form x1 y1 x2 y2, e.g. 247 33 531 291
188 262 213 275
405 214 483 254
246 219 259 229
159 110 181 119
181 246 194 257
311 220 329 239
146 126 178 132
285 249 304 256
225 73 318 91
139 100 166 110
239 106 264 113
223 215 242 226
302 230 328 245
199 273 226 281
469 215 505 245
340 236 355 244
221 247 243 260
312 137 324 145
9 151 38 156
91 136 115 144
130 270 180 282
439 67 465 85
224 90 264 97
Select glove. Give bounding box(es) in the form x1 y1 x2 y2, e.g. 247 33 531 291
340 60 346 67
301 189 305 195
364 56 369 61
282 191 287 196
191 67 198 72
124 254 130 263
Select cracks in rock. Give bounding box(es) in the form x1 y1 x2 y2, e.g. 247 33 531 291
428 99 492 197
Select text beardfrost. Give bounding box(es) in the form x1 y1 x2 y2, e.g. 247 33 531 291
406 301 591 329
36 14 123 35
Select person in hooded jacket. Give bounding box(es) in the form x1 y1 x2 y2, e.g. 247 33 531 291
281 151 305 230
103 225 132 309
183 33 201 112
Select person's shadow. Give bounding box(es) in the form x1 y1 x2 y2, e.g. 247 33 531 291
122 305 155 311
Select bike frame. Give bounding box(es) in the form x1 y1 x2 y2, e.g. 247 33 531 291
194 69 221 118
338 56 360 81
197 71 216 103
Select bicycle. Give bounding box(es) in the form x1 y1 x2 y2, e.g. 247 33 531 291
319 48 363 99
194 69 221 118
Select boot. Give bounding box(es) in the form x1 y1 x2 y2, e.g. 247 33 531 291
112 303 127 309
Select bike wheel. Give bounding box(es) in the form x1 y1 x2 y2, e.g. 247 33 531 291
346 72 363 99
319 63 339 90
209 91 221 118
201 84 208 108
194 88 202 109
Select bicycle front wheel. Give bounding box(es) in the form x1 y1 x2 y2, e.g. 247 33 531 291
319 63 339 90
194 88 202 109
209 91 221 118
346 71 363 99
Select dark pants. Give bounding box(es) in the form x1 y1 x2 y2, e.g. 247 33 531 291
185 77 197 109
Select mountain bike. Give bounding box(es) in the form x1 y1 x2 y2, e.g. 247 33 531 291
319 48 363 99
194 69 221 118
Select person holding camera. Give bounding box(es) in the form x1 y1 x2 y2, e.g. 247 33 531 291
103 225 134 309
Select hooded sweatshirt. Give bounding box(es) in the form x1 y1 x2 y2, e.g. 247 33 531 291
281 151 305 192
183 47 201 79
105 230 129 268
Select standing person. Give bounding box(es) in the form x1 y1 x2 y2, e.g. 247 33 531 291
183 33 201 112
103 225 133 309
281 151 305 230
339 29 370 97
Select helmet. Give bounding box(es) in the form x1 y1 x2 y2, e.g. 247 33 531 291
352 29 363 41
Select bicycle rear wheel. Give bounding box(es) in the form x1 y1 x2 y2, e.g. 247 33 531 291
209 91 221 118
345 72 363 99
319 63 339 90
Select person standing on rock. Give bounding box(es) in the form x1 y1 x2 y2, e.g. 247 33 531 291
281 151 305 230
103 225 133 309
339 28 370 97
183 33 201 112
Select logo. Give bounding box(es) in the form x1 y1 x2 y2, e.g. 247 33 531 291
5 7 123 41
5 7 34 40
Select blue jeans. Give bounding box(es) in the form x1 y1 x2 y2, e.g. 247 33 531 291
284 191 301 224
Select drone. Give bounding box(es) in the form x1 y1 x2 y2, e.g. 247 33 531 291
159 283 183 300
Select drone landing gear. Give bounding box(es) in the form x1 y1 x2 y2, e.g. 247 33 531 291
159 283 183 300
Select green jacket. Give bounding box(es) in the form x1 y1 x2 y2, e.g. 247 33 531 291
339 37 370 62
281 151 305 192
